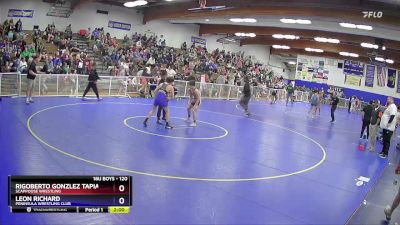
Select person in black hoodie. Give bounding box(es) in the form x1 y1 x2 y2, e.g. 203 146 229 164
330 92 339 123
239 76 251 116
82 62 101 101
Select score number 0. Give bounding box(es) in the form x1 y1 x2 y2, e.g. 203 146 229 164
118 184 125 205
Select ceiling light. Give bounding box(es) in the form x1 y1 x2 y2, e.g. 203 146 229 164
314 37 340 43
296 19 311 24
361 42 379 49
356 25 373 30
340 22 373 30
340 52 358 57
230 18 242 23
272 45 290 49
339 23 357 28
386 59 394 64
288 61 296 65
305 48 323 53
280 18 296 24
230 18 257 23
382 46 386 50
242 18 257 23
375 57 385 62
280 18 311 24
123 0 148 7
205 19 210 22
235 32 256 37
272 34 300 40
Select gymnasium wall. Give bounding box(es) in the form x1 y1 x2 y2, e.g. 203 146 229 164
295 54 400 103
0 0 289 78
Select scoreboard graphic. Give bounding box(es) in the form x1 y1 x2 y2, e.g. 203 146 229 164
8 176 132 213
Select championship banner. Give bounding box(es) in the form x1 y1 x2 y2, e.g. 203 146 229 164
377 65 387 87
191 36 207 46
365 64 375 87
8 9 34 18
108 21 131 31
345 75 362 86
397 70 400 93
387 68 396 88
344 60 364 76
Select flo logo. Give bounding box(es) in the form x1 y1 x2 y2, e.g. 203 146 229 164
363 11 383 18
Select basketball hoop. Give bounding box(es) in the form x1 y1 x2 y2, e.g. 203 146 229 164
199 0 206 8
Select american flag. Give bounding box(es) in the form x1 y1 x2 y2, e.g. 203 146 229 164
377 65 387 87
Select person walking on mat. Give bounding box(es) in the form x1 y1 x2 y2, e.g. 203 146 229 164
330 92 339 123
26 55 41 104
239 76 251 116
82 62 101 101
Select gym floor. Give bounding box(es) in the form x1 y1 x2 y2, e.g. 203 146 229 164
0 97 390 224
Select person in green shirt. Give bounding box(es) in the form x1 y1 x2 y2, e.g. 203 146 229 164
286 82 295 106
20 49 30 59
27 46 36 57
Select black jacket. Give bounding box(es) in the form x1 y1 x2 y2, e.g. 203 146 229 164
88 69 100 82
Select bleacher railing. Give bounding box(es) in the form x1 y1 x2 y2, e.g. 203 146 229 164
0 73 350 108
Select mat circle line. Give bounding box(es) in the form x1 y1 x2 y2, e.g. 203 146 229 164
26 101 327 182
124 116 228 140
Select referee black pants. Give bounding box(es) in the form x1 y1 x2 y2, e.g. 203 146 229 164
382 129 394 155
360 120 370 139
83 81 99 99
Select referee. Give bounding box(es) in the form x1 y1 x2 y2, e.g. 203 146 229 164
330 92 339 123
82 62 101 101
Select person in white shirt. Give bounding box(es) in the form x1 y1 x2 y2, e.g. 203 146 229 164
166 66 176 77
147 56 155 66
379 97 397 158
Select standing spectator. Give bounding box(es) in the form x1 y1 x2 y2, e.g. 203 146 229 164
286 82 295 106
26 55 40 104
309 90 319 118
348 96 353 113
15 19 22 33
379 97 397 158
330 92 339 123
360 101 374 139
368 100 382 152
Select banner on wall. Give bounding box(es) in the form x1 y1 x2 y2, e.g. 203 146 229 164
397 70 400 93
108 21 131 31
295 55 329 84
345 75 362 86
377 65 387 87
387 68 396 88
344 60 364 76
365 64 375 87
8 9 34 18
191 36 207 46
343 60 364 86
